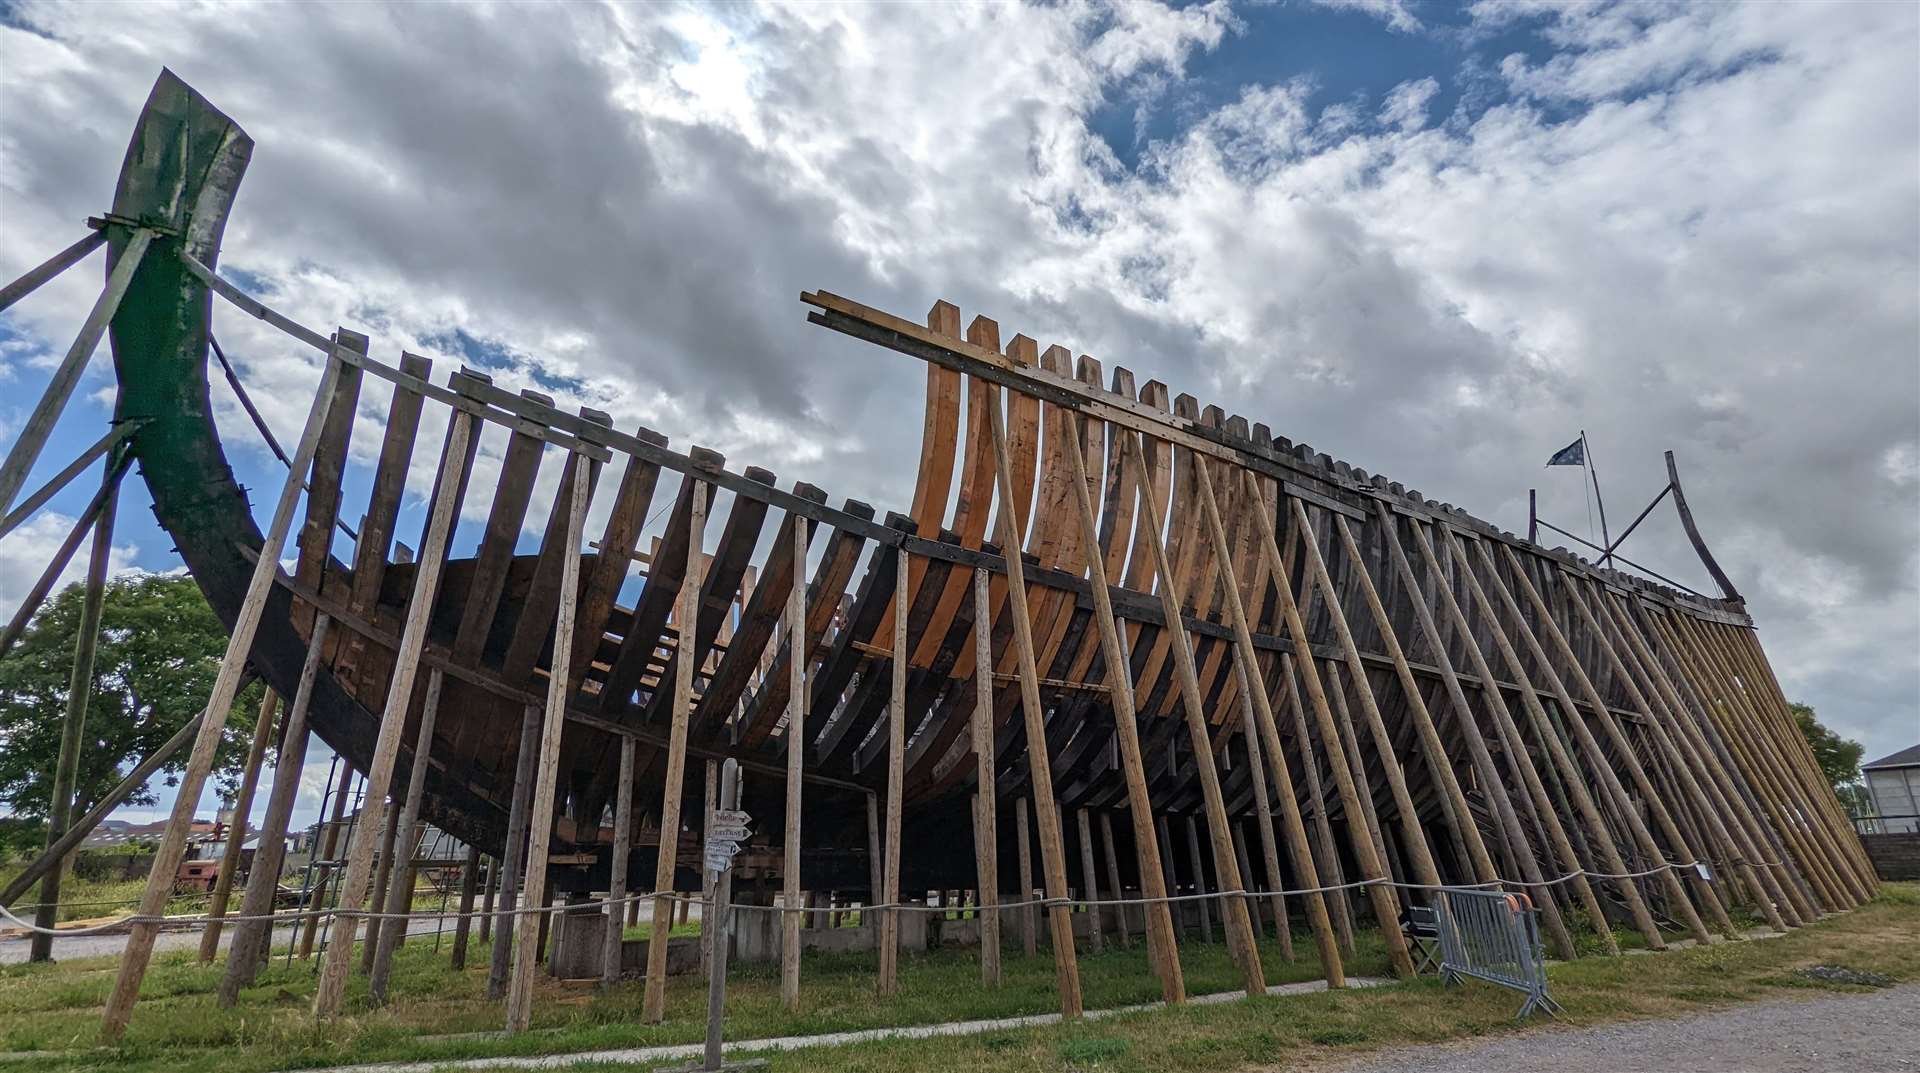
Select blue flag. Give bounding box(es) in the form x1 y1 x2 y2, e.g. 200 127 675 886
1546 437 1585 467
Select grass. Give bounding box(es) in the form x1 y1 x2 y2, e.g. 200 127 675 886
0 885 1914 1073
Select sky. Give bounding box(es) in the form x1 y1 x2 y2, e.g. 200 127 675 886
0 0 1915 838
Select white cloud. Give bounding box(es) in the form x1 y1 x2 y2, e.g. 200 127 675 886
0 0 1913 769
0 511 141 624
1309 0 1423 35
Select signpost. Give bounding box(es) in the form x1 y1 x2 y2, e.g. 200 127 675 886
662 759 762 1073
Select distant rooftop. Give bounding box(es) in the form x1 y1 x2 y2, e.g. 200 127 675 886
1863 744 1920 771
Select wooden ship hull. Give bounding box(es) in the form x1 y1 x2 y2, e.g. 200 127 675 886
101 71 1873 943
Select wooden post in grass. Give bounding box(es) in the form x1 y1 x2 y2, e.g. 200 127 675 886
102 344 346 1044
221 617 330 1004
312 408 474 1020
642 473 710 1023
30 448 122 965
970 568 1003 986
1115 432 1268 995
1062 412 1180 998
506 457 592 1032
983 392 1083 1017
1076 809 1104 954
452 845 481 971
877 546 907 996
488 706 542 999
604 736 636 988
1015 796 1036 956
781 514 810 1012
371 669 446 1002
362 784 404 973
1182 815 1213 945
198 689 279 962
1097 813 1131 951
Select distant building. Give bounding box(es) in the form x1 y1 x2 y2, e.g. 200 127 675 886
1862 744 1920 834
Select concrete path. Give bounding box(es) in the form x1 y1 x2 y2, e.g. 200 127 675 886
0 916 451 965
282 976 1392 1073
1331 983 1920 1073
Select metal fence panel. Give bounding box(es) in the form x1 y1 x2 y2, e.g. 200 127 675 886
1434 888 1562 1020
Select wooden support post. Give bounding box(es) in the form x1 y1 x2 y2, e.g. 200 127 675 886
1437 528 1658 951
0 227 152 516
985 394 1082 1018
506 457 592 1032
970 568 1003 986
302 759 357 960
452 846 481 972
362 785 404 974
1076 810 1104 954
1119 435 1265 995
102 346 346 1044
1407 519 1612 952
197 688 278 962
1181 815 1213 945
1367 503 1576 960
1097 811 1131 950
1567 579 1809 927
0 452 130 664
1493 545 1739 938
1277 657 1355 953
312 408 474 1019
877 545 907 996
641 475 709 1024
781 515 809 1011
0 228 104 314
604 736 635 988
481 859 497 944
701 759 720 972
1156 814 1183 939
1215 459 1409 974
221 617 330 1003
29 449 121 964
866 791 882 937
1016 796 1037 956
1275 493 1444 894
370 669 446 1001
1060 412 1181 998
488 706 543 999
1233 665 1291 958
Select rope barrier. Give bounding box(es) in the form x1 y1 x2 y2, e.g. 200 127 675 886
0 860 1735 939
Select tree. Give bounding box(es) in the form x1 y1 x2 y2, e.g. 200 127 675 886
0 573 266 828
1791 701 1866 804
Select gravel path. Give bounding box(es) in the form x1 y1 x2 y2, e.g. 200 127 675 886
1333 984 1920 1073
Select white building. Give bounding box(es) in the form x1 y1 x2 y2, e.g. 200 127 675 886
1862 744 1920 834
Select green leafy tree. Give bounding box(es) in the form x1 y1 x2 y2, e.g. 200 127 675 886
0 573 266 831
1791 701 1866 804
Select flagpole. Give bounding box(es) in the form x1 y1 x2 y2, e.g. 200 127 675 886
1583 430 1612 566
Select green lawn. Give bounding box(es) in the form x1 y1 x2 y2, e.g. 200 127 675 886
0 886 1914 1073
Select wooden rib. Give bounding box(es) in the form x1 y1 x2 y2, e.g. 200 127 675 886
452 404 551 663
570 431 667 690
909 313 998 669
501 413 612 684
293 330 366 633
336 353 430 686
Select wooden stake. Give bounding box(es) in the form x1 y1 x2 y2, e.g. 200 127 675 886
302 758 357 960
196 689 279 962
781 515 809 1011
605 736 635 988
506 457 593 1032
984 393 1082 1017
487 706 543 999
30 450 121 964
370 669 446 1001
878 545 908 996
641 474 709 1023
1097 812 1131 951
452 847 481 972
220 617 330 1003
1016 796 1037 957
103 347 346 1043
1231 659 1291 959
1119 435 1265 995
1060 412 1181 999
361 774 404 974
970 568 1003 986
1076 809 1104 954
0 228 152 516
1181 815 1213 945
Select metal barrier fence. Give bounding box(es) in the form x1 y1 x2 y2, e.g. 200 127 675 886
1434 888 1561 1020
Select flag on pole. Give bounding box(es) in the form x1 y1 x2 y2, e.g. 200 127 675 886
1546 437 1585 467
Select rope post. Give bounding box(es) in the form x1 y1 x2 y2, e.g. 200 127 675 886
102 344 346 1044
197 688 279 963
